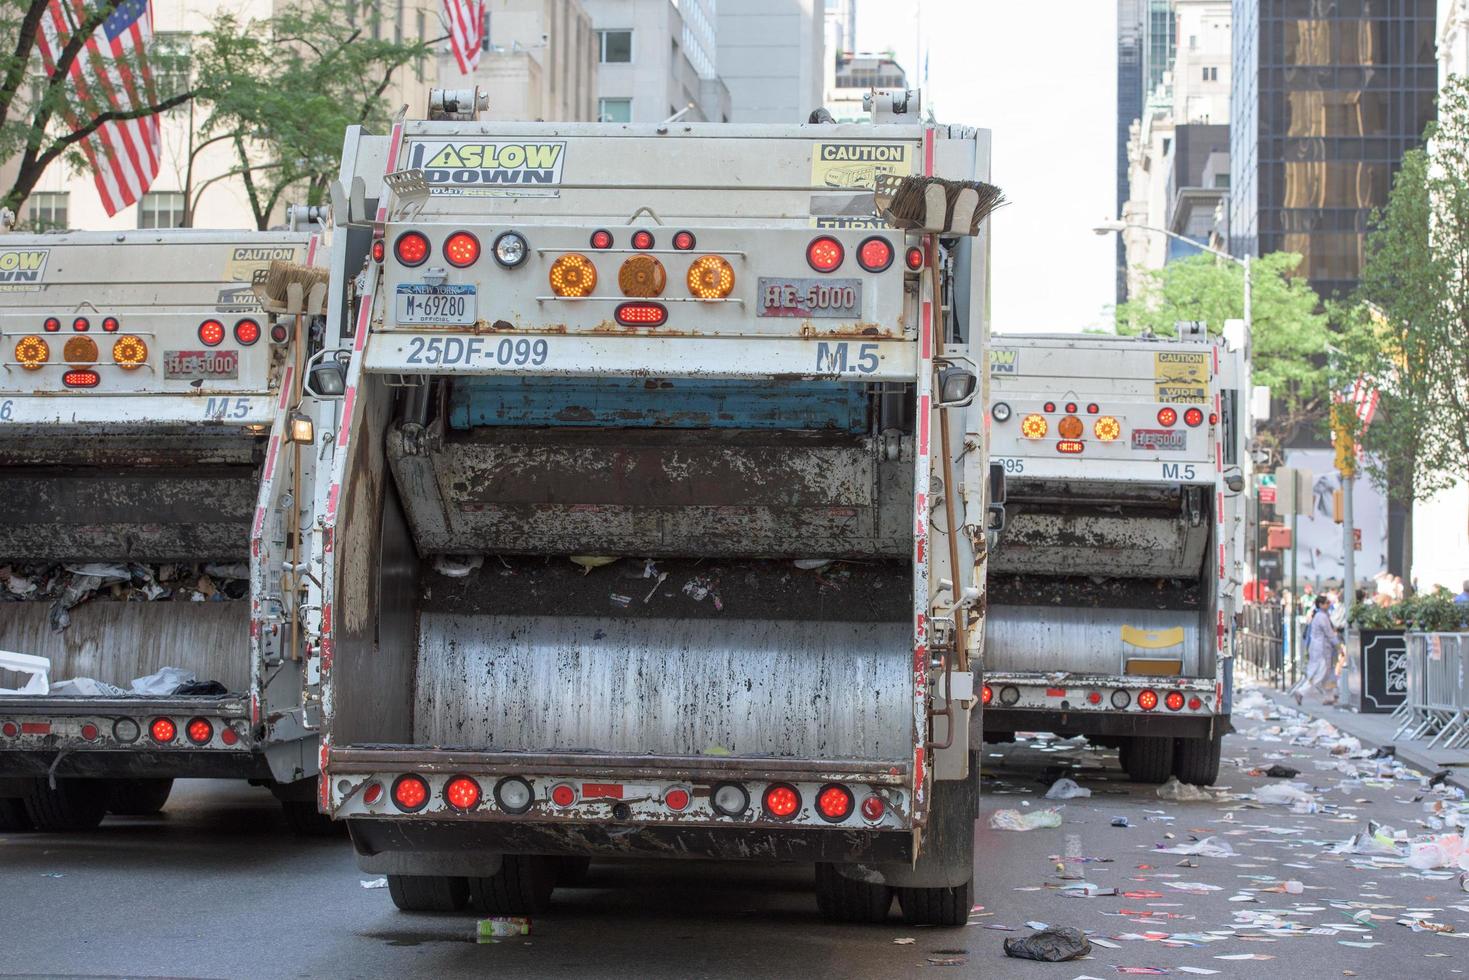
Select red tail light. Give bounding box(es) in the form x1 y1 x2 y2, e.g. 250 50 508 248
393 231 430 267
1043 401 1056 413
1189 696 1203 710
371 239 385 262
1157 407 1178 426
62 370 100 388
391 774 430 812
664 787 691 811
816 784 853 822
1087 691 1102 705
551 783 576 807
102 316 120 333
80 723 99 741
672 230 696 250
1057 440 1085 454
234 318 261 345
1086 402 1099 414
198 319 225 346
806 236 844 273
590 229 613 249
763 783 800 819
186 717 213 744
149 717 176 743
270 323 289 343
1184 407 1204 427
444 231 480 267
905 245 924 271
631 229 655 250
614 302 667 326
1065 402 1077 413
1138 689 1159 711
1208 412 1218 425
1165 691 1186 711
1 722 17 737
857 236 894 272
73 316 90 332
362 782 384 805
981 684 993 705
43 316 60 332
220 726 239 745
860 795 885 821
445 776 481 810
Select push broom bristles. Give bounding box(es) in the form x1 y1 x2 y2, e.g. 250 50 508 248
252 260 330 315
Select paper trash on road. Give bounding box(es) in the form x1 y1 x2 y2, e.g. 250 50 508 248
1045 778 1092 800
359 877 387 889
1156 776 1213 802
1156 836 1237 858
990 808 1063 831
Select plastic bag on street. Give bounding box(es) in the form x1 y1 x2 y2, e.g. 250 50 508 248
1045 778 1092 800
1002 926 1092 962
1406 834 1468 871
1330 821 1404 856
129 666 195 696
1157 835 1237 858
1157 776 1212 802
1254 782 1316 807
989 808 1063 831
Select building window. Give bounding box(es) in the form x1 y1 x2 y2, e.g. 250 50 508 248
1202 66 1218 81
597 29 632 63
27 191 67 230
152 32 192 101
138 191 186 229
598 98 632 123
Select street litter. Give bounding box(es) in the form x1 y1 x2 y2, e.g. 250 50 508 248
1252 781 1317 809
432 555 483 578
570 556 618 574
1046 778 1092 800
892 937 915 945
359 877 387 889
1112 816 1131 827
990 808 1063 831
477 916 531 941
1262 764 1300 778
1156 777 1212 802
1406 834 1469 871
1156 836 1236 858
1002 926 1092 962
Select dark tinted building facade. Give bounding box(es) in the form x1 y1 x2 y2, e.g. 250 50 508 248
1229 0 1438 300
1118 0 1180 304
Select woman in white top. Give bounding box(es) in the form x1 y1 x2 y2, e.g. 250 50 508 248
1292 594 1339 706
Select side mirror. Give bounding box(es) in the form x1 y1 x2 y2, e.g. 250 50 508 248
935 365 977 407
988 461 1007 505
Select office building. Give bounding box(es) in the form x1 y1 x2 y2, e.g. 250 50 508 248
582 0 729 122
718 0 824 122
1117 0 1178 303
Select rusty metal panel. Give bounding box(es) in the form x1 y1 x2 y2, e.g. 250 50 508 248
993 509 1208 579
412 613 911 761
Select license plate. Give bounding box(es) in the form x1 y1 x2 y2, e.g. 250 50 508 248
396 284 477 325
1132 428 1186 451
164 350 238 380
756 277 861 318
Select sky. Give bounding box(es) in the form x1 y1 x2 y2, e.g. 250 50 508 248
854 0 1118 334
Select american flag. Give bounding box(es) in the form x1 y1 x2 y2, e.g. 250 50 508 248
1347 374 1380 428
444 0 485 75
36 0 160 217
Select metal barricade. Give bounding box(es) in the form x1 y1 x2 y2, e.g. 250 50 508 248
1237 603 1285 689
1398 633 1469 748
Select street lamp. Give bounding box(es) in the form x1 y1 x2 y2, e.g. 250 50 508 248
1092 220 1251 344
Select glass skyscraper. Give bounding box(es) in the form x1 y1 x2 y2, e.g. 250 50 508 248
1229 0 1438 300
1117 0 1179 304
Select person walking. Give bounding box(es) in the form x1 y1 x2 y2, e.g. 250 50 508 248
1292 595 1339 706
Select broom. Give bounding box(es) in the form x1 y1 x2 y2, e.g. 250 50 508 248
876 174 1007 236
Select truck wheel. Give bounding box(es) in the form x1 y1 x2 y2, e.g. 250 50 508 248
280 799 346 837
1122 736 1174 784
387 874 470 912
469 854 556 914
107 778 174 816
895 877 973 927
814 863 893 923
1172 734 1223 786
553 856 592 887
22 778 112 832
0 797 34 831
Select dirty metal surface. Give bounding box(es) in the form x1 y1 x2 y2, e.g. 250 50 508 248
992 506 1208 579
412 613 911 761
983 603 1203 676
0 601 249 691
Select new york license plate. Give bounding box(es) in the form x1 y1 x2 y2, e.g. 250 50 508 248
396 284 477 326
756 277 861 318
164 349 238 380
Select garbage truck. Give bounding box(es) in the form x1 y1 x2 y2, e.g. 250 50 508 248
982 330 1247 784
310 90 993 924
0 226 336 832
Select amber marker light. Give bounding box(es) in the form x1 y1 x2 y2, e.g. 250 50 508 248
686 255 735 299
15 336 49 370
1020 413 1048 439
549 253 597 297
618 254 667 297
1094 416 1121 441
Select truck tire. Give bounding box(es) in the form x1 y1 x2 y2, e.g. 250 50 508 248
22 778 111 832
1122 736 1174 784
1173 734 1223 786
814 863 893 923
0 796 33 831
553 855 592 887
387 874 470 912
107 778 174 816
896 877 973 927
280 798 345 837
469 854 556 914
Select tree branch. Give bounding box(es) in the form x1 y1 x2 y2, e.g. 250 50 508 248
0 0 52 131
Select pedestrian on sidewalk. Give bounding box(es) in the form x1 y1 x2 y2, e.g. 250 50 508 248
1292 595 1339 706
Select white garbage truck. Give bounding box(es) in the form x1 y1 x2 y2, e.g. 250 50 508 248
0 227 335 832
309 91 993 923
982 330 1247 784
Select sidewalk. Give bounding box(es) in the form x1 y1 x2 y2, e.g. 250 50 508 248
1259 686 1469 792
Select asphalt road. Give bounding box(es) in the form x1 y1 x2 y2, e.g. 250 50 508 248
2 689 1466 979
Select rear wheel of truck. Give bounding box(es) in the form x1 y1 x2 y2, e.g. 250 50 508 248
1172 734 1223 786
896 877 973 927
22 778 112 832
387 874 471 912
0 796 34 831
106 778 174 815
814 863 893 923
469 854 556 914
1121 736 1174 784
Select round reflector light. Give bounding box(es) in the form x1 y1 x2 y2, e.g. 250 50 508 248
445 776 481 810
1184 407 1205 427
806 235 844 273
1138 689 1159 711
186 717 213 745
816 784 854 822
763 783 800 819
493 231 528 268
149 717 176 743
1111 689 1131 709
270 323 289 343
905 246 924 270
444 231 480 267
982 684 993 705
73 316 90 332
857 236 894 272
992 401 1012 422
234 318 261 345
392 774 430 812
393 231 430 267
494 776 534 814
1 721 17 737
1058 414 1084 439
1188 696 1203 711
711 782 749 817
618 254 667 296
199 319 225 346
112 336 147 368
1208 412 1218 425
371 239 385 263
1157 407 1178 427
614 302 667 326
220 726 239 746
551 783 576 807
43 317 60 332
112 718 139 743
672 230 696 251
80 723 99 741
631 229 655 250
589 229 613 249
686 255 735 299
102 316 120 333
1065 402 1078 413
362 781 384 805
1165 691 1186 711
15 336 49 370
549 252 597 297
1087 691 1103 705
63 336 98 365
664 787 691 812
1021 414 1048 439
1086 402 1099 414
999 685 1021 706
1094 416 1121 441
860 795 885 821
